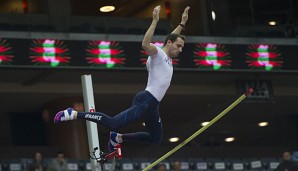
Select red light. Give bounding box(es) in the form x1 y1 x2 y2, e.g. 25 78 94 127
22 0 28 13
165 1 171 19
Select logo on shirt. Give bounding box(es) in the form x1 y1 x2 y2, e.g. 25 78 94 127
164 57 172 67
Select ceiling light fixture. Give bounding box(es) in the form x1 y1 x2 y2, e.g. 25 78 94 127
211 11 216 21
225 137 235 142
99 6 115 13
268 21 277 26
169 137 179 142
258 122 268 127
201 122 210 127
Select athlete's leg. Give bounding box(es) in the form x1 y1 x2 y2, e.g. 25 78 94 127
107 103 162 152
119 103 162 144
54 91 158 131
106 92 161 151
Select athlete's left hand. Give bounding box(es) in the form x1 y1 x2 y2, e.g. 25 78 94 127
181 6 190 25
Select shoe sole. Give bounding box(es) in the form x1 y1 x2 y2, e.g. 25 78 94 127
54 111 63 123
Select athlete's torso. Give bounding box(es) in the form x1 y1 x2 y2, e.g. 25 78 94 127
145 45 173 102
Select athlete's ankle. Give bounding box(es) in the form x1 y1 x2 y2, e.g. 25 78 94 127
116 134 123 143
73 111 78 119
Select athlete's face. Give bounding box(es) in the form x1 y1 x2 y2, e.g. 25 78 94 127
167 37 185 58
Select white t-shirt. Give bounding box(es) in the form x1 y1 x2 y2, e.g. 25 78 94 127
145 45 173 102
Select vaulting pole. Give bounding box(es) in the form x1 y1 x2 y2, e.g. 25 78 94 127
143 88 253 171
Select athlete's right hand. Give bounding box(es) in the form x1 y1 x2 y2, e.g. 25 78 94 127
181 6 190 25
153 5 160 22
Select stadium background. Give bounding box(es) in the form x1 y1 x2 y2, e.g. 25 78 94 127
0 0 297 170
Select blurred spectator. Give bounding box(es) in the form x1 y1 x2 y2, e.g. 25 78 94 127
29 152 47 171
48 151 68 171
172 160 181 171
157 163 167 171
275 151 298 171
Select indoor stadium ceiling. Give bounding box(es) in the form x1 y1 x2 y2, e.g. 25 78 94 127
70 0 295 24
69 0 297 36
71 0 170 17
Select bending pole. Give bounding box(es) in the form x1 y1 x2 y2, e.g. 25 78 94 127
143 88 253 171
81 75 101 171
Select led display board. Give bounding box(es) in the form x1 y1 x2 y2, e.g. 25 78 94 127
1 38 297 71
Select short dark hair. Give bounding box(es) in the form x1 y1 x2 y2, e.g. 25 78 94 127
163 33 186 46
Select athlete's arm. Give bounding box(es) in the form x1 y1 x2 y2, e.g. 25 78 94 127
142 5 160 56
171 6 190 34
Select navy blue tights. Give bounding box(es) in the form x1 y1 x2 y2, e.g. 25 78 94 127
77 91 162 144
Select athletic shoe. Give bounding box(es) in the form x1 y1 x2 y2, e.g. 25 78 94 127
108 132 120 152
54 108 76 124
